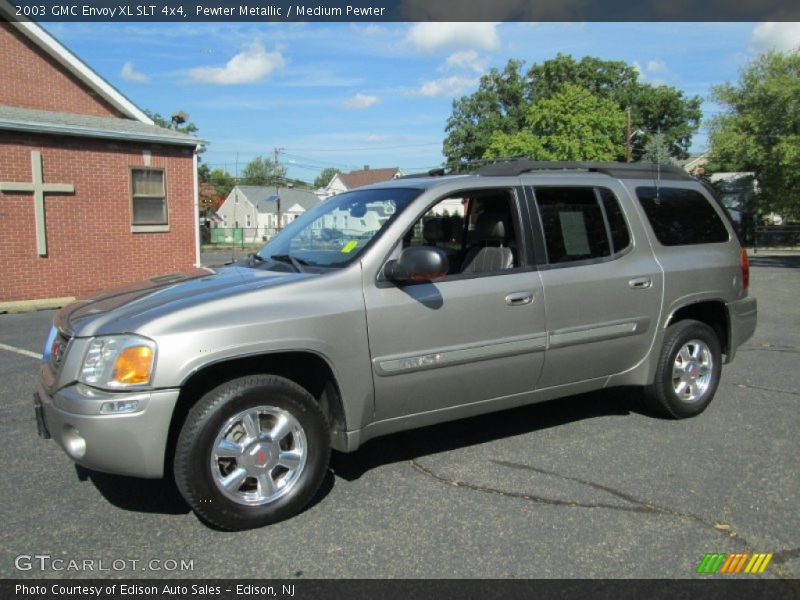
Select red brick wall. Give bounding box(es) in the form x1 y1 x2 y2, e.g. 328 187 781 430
0 22 123 117
0 133 197 301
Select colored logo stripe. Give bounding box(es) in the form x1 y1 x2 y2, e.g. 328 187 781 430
696 552 773 574
697 553 726 574
744 553 773 574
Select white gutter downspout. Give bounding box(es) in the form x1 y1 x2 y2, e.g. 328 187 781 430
193 148 201 267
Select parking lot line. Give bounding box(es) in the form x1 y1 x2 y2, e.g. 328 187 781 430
0 342 40 360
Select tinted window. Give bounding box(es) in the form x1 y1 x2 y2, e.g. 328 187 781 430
598 188 631 254
637 187 729 246
535 187 610 263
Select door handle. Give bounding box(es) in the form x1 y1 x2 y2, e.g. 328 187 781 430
505 292 534 306
628 276 652 289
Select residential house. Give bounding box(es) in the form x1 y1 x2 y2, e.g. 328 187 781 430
0 3 204 305
680 153 709 177
319 165 403 200
216 185 320 241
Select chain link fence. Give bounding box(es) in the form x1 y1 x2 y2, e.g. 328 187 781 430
203 227 277 247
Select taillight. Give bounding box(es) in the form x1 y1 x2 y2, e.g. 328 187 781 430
740 248 750 291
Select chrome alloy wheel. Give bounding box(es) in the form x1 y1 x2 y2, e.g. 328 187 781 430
210 406 307 506
672 339 713 403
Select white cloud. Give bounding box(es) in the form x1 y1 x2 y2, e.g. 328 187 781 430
750 22 800 53
343 93 379 110
364 134 386 143
120 61 149 83
633 58 670 84
443 50 487 74
189 42 285 85
646 59 668 74
405 23 499 53
416 75 478 98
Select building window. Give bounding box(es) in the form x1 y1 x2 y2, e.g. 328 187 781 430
131 168 168 231
245 214 251 227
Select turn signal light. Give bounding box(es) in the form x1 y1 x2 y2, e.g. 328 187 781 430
112 346 154 384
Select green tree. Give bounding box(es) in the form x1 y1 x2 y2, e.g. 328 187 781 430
443 54 702 167
313 167 342 189
708 50 800 219
640 132 679 166
145 109 199 135
241 156 287 186
207 168 236 198
484 84 626 161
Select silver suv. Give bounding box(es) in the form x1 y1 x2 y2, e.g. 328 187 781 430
35 161 757 530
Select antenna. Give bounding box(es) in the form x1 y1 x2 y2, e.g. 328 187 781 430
655 129 662 203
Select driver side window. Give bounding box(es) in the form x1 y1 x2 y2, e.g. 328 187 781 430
404 190 523 276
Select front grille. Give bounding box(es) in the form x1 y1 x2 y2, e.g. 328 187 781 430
50 330 72 371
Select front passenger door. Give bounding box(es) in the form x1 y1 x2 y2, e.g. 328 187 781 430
362 187 548 421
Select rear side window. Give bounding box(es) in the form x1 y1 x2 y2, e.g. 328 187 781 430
598 188 631 254
637 187 729 246
533 187 630 264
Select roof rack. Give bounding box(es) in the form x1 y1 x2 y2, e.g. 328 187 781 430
475 159 695 181
396 168 447 179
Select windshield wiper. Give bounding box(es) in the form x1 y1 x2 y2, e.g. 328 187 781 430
269 253 308 273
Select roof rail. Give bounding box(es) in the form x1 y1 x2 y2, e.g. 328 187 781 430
396 167 447 180
475 159 696 181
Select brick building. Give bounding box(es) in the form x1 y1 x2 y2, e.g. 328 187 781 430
0 7 204 305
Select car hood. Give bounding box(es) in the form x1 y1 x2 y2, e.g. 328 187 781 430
56 265 309 337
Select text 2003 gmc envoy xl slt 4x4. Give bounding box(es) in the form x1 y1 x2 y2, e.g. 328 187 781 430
35 161 756 530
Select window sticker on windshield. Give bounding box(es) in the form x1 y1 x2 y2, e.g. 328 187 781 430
341 240 358 253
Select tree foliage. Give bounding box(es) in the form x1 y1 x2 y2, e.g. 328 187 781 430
708 50 800 219
240 156 287 186
443 54 702 168
485 84 625 161
313 167 342 189
145 109 199 135
640 132 679 166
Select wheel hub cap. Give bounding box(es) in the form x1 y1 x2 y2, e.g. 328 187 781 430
210 406 308 506
672 340 713 403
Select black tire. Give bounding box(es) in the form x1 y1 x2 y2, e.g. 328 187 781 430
643 319 723 419
174 375 330 531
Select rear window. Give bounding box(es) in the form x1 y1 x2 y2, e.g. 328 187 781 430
637 187 729 246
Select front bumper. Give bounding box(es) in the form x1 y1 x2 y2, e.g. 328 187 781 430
726 295 758 363
36 379 179 479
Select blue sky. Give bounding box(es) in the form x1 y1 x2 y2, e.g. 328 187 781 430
46 21 800 182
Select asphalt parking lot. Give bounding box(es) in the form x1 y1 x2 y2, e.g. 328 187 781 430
0 252 798 580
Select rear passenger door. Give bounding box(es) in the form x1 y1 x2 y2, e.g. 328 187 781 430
525 181 663 388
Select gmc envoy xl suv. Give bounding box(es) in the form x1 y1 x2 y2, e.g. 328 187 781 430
35 160 757 530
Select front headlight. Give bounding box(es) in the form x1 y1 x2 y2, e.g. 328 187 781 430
79 335 157 389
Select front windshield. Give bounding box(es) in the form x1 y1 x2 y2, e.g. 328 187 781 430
256 187 421 268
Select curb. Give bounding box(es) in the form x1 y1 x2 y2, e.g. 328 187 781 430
0 297 75 314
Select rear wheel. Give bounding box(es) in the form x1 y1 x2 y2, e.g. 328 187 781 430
174 375 330 530
643 319 722 418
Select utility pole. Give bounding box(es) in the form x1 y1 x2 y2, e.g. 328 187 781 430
625 107 632 163
273 147 281 232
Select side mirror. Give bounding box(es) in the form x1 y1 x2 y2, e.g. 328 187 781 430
384 246 449 283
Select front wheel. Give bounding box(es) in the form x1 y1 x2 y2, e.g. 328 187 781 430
174 375 330 530
643 319 723 418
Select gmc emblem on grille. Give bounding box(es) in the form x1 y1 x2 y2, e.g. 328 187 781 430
51 340 64 365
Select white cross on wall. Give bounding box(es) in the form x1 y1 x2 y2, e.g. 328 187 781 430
0 150 75 256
